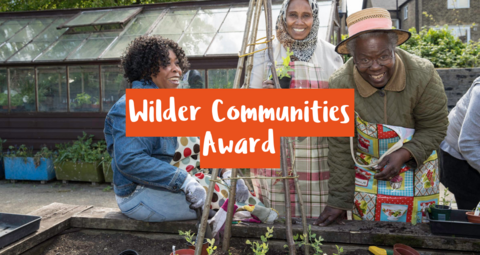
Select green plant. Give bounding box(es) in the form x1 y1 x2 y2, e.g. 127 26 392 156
0 138 6 152
11 94 24 107
178 230 196 246
246 226 273 255
206 238 217 255
399 25 480 68
289 225 325 255
33 145 54 167
55 132 105 164
441 187 451 206
75 92 92 106
0 93 7 106
272 47 294 79
333 245 344 255
99 150 113 176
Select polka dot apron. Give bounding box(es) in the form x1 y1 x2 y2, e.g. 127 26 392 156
170 137 265 210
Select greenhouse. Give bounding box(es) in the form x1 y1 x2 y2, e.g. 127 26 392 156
0 0 340 148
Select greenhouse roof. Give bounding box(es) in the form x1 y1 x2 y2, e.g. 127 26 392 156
0 0 336 65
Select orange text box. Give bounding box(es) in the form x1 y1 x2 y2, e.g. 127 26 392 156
126 89 354 168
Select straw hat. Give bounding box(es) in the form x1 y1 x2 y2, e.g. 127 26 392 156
336 8 411 55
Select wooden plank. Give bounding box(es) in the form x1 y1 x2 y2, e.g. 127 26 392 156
70 207 480 252
0 203 92 255
0 118 105 129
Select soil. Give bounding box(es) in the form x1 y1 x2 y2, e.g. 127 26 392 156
30 229 369 255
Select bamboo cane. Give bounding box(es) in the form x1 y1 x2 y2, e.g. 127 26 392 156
222 168 237 252
290 138 309 255
264 0 280 89
232 0 256 89
195 168 220 255
281 137 296 255
243 0 263 88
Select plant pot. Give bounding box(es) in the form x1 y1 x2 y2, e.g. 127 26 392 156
102 162 113 183
55 161 104 183
118 250 138 255
188 237 208 255
466 212 480 224
170 249 194 255
270 76 292 89
429 204 451 221
0 157 4 179
4 157 55 181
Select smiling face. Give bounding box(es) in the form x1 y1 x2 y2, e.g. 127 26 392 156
354 34 396 88
285 0 314 40
151 49 182 89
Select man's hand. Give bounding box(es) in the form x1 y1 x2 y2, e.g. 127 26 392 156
374 148 412 181
314 206 346 226
182 175 206 209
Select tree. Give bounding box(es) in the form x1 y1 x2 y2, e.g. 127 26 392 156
0 0 187 12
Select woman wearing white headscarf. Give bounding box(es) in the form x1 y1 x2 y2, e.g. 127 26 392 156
248 0 343 219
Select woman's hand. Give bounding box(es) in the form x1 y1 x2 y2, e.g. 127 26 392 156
374 148 412 181
182 175 206 209
222 169 249 203
262 80 275 89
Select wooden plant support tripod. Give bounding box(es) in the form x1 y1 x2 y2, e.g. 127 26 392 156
195 1 309 254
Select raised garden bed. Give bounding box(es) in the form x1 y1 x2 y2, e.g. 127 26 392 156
55 161 104 184
4 157 55 182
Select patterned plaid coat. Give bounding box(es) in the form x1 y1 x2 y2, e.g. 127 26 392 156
249 38 343 218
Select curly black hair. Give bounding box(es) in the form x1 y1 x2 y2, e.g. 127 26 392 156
121 35 190 83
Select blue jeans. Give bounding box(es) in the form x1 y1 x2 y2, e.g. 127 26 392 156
116 185 197 222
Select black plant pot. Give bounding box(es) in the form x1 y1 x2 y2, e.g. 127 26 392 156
279 76 292 89
118 250 139 255
270 76 292 89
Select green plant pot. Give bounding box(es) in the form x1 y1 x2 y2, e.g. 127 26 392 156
429 205 452 221
102 162 113 183
55 161 104 183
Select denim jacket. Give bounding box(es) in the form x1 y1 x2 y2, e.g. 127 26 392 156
104 80 188 197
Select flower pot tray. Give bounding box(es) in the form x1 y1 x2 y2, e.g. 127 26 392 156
427 209 480 238
0 213 41 249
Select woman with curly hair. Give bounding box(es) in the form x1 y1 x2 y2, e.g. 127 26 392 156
103 36 206 222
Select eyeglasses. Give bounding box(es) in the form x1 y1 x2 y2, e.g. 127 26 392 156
355 52 394 68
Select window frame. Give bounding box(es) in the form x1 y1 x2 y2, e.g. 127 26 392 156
447 0 470 9
404 6 408 20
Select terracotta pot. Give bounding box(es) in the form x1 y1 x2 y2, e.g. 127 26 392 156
466 212 480 224
188 240 208 255
170 249 195 255
393 244 420 255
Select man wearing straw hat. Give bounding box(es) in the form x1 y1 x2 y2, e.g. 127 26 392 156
315 8 448 225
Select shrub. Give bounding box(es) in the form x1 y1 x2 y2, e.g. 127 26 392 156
55 132 106 164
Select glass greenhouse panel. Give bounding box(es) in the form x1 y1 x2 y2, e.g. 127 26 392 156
152 14 195 35
9 67 36 112
181 69 205 89
206 32 243 55
69 66 100 112
68 32 118 60
219 11 247 32
62 10 109 27
167 9 198 15
0 20 31 44
101 65 128 112
34 18 69 42
138 8 165 17
36 34 89 61
208 69 236 89
124 15 158 35
258 6 281 31
198 7 230 14
100 35 137 59
93 7 141 24
38 66 67 112
156 34 181 42
7 19 54 44
0 42 27 61
318 1 332 27
178 33 215 56
0 68 7 112
185 13 227 34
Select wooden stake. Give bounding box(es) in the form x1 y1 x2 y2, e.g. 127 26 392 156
222 168 237 252
264 0 280 89
195 168 220 255
243 0 263 88
281 137 296 255
290 139 309 255
232 0 256 89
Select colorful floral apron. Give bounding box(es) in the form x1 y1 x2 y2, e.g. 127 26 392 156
170 137 265 210
351 113 439 224
250 47 331 218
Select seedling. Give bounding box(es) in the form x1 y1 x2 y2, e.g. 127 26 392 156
246 226 274 255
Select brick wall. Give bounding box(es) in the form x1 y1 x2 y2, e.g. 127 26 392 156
421 0 480 41
400 1 416 30
437 67 480 110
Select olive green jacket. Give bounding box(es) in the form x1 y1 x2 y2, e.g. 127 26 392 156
327 48 449 210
